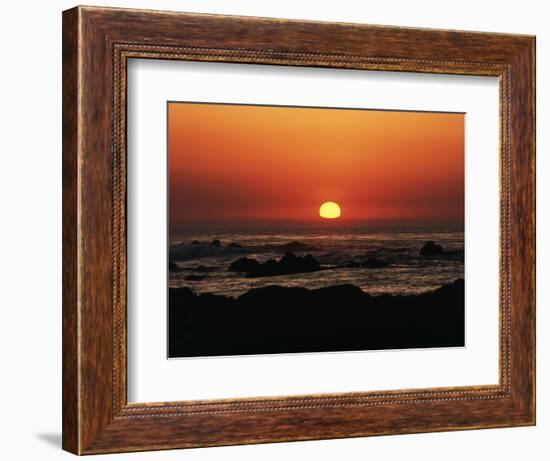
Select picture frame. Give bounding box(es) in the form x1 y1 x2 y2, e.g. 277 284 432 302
62 5 535 455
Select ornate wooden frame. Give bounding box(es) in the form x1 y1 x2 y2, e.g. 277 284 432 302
62 5 535 455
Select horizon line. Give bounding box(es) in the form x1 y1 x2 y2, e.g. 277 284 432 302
169 225 465 231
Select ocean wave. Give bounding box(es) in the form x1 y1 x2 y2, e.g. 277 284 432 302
169 239 320 261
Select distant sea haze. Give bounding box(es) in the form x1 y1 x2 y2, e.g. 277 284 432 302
168 227 464 298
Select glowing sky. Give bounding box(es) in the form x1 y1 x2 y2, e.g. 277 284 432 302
168 102 464 228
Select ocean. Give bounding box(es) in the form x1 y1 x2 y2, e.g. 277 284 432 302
168 227 464 298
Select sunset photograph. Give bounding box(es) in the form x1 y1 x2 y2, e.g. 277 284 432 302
167 101 465 358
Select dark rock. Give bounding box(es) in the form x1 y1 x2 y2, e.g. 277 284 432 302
420 241 444 256
275 251 321 275
210 239 221 247
311 283 368 301
229 251 321 277
260 259 279 275
229 257 261 273
185 275 205 281
191 240 201 245
168 279 465 358
228 242 243 248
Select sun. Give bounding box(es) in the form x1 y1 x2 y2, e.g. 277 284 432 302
319 202 341 219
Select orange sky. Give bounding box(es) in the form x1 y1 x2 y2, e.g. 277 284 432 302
168 102 464 229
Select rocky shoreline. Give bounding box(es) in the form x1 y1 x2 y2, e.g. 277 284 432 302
169 278 465 358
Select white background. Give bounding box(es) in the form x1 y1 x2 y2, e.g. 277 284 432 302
127 60 499 402
0 0 546 460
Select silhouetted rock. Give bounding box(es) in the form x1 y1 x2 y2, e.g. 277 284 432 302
258 259 278 275
191 240 201 245
210 239 221 247
420 241 444 256
229 251 321 277
169 279 465 358
229 257 261 273
185 275 205 281
228 242 243 248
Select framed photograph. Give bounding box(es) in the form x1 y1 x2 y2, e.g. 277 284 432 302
62 6 535 455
